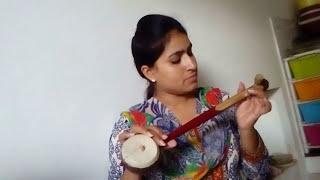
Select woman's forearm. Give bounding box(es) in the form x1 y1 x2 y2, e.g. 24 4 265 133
239 128 259 154
239 128 267 164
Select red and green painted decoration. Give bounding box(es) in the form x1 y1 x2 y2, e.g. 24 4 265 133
121 111 154 127
200 87 221 107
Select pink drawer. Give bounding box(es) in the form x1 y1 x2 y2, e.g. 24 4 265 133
304 125 320 146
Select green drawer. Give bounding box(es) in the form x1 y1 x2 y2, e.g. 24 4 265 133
288 53 320 80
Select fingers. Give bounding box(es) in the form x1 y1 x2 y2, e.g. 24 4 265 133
147 125 177 148
130 125 153 137
247 96 272 116
118 131 135 144
263 98 272 113
237 93 272 122
237 81 246 93
237 98 255 120
147 125 167 139
267 100 272 111
248 88 267 99
253 93 272 114
236 82 272 130
125 125 176 148
237 81 268 99
252 97 264 117
147 126 166 146
247 87 271 114
164 139 177 149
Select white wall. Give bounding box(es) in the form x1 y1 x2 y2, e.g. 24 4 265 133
0 0 296 179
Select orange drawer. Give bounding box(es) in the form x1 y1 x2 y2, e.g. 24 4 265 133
294 76 320 101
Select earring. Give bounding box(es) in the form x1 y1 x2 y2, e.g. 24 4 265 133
151 79 156 83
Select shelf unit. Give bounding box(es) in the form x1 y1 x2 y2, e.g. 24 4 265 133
283 50 320 153
270 17 320 173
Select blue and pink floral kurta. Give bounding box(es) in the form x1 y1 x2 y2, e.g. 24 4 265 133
108 87 270 179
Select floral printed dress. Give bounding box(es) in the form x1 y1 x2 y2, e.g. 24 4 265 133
108 87 270 180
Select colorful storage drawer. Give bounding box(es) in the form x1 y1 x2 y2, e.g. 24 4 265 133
298 101 320 123
293 77 320 101
288 53 320 80
303 125 320 146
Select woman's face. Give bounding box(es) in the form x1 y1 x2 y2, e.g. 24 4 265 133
150 30 198 95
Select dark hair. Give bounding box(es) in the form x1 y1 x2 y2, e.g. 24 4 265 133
131 14 187 99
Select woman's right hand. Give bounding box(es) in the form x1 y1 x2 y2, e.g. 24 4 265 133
119 125 177 180
119 124 177 148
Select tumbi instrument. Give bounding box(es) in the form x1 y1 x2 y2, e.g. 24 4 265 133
121 74 269 169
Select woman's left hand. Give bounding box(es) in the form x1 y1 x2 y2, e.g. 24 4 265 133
235 82 272 131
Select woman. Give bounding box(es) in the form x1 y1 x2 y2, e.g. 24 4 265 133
108 14 271 180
